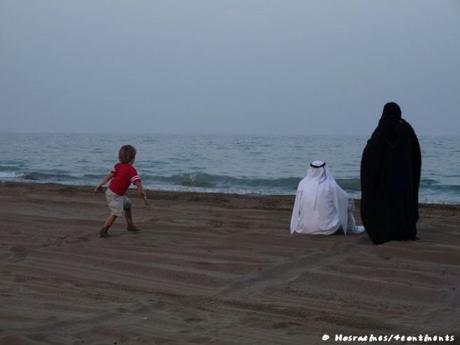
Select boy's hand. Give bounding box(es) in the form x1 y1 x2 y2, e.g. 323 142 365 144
94 185 104 193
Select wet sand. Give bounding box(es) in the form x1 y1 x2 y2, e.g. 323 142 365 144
0 182 459 345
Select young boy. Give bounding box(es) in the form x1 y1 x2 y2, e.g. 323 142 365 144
95 145 148 238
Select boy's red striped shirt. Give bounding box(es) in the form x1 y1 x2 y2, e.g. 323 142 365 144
108 163 141 196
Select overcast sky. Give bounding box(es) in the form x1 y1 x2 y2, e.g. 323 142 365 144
1 1 459 135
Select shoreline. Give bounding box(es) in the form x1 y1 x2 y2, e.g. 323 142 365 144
2 180 460 210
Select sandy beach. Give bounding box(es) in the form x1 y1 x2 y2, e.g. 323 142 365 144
0 182 459 345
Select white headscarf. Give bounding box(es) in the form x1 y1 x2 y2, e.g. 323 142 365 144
290 161 352 235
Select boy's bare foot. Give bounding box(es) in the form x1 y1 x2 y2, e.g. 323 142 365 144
127 225 140 232
99 227 110 238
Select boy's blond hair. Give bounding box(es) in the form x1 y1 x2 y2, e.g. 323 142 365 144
118 145 136 164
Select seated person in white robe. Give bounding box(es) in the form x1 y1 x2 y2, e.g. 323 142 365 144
290 161 364 235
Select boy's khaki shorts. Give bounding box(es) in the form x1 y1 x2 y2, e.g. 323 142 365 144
105 188 132 217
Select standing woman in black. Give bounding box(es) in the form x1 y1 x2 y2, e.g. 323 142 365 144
360 102 422 245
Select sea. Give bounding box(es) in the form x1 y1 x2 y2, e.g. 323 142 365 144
0 133 459 204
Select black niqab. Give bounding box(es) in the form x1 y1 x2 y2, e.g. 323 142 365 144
360 102 422 244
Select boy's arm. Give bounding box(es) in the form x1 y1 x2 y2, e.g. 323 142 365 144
95 172 114 192
134 181 148 205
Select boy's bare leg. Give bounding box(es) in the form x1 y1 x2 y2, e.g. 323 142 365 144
100 215 117 237
124 208 139 231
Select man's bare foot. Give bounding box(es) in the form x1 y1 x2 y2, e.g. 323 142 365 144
127 225 140 232
99 227 110 238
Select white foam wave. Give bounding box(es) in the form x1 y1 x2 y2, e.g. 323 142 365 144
0 171 17 178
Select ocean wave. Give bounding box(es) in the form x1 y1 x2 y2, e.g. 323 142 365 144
143 173 362 192
420 179 439 186
82 173 107 180
1 168 458 201
0 169 365 193
421 183 460 193
0 165 21 172
143 173 301 190
21 172 81 182
0 161 27 171
0 171 17 178
335 178 361 191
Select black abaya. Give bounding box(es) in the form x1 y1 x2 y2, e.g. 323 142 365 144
360 103 422 245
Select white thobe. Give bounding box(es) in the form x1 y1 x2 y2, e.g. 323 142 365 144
290 164 357 235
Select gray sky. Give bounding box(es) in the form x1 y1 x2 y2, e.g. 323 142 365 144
1 0 459 135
